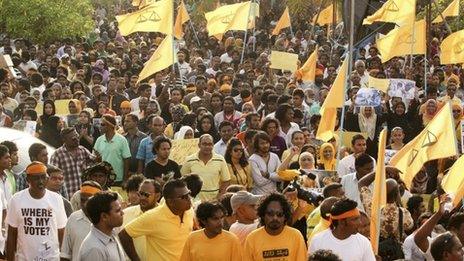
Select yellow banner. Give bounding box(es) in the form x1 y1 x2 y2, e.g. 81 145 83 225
170 138 199 165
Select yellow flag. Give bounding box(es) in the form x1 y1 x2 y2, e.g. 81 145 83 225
132 0 156 8
137 35 175 83
368 75 390 92
315 57 348 141
390 103 458 188
174 1 190 39
376 19 426 63
363 0 416 26
297 48 317 82
313 4 335 25
370 128 387 254
272 7 291 35
433 0 459 23
116 0 174 36
205 1 259 36
442 155 464 207
440 29 464 65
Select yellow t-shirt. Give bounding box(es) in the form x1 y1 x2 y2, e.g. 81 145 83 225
180 229 242 261
122 205 146 261
181 153 231 201
227 164 253 190
281 149 299 163
124 203 194 261
306 206 321 238
244 226 307 261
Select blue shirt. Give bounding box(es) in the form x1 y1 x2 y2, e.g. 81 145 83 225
136 135 156 166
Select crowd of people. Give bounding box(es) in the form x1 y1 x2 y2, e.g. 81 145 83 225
0 0 463 260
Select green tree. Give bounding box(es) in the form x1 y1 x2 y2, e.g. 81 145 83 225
0 0 95 44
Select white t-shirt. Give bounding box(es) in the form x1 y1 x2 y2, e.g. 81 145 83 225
309 229 376 261
337 154 376 177
229 220 259 245
403 233 434 261
6 189 67 261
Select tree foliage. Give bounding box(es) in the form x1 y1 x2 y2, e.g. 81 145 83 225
0 0 95 44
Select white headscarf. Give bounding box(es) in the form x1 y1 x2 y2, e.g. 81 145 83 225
174 126 194 140
358 106 377 140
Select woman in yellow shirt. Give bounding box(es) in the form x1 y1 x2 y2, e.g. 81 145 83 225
224 138 253 190
318 143 336 171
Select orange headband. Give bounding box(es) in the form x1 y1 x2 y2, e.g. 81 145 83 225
330 208 360 220
80 185 101 195
26 163 47 176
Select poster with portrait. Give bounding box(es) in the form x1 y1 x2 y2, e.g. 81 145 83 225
12 120 37 136
388 79 416 101
355 88 382 107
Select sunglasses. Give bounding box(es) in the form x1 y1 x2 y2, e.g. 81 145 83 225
233 148 244 153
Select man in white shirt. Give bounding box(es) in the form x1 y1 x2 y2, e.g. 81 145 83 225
309 198 376 260
220 46 234 63
6 162 67 261
229 191 260 245
176 51 191 77
341 153 374 211
337 134 375 177
214 121 235 156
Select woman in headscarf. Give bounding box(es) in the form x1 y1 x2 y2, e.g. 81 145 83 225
165 104 186 139
174 126 194 140
38 115 63 148
195 114 220 143
38 100 56 132
452 102 463 149
92 59 109 85
74 110 97 151
420 99 439 127
385 100 414 143
318 143 336 171
66 99 82 127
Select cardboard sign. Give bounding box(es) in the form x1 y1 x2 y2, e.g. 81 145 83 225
388 79 416 100
269 51 299 72
169 138 199 165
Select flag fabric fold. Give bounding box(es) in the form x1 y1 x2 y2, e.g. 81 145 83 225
272 7 291 35
390 102 458 188
440 29 464 65
362 0 416 26
296 48 317 82
433 0 459 23
117 0 174 36
313 4 335 25
376 19 426 63
174 1 190 39
205 1 259 37
137 35 175 83
442 155 464 207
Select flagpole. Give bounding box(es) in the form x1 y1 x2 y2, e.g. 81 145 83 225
252 0 257 51
336 0 354 165
431 0 452 33
188 19 201 47
240 1 254 64
172 0 183 88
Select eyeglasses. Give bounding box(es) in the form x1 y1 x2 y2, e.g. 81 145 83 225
138 191 154 198
265 211 284 217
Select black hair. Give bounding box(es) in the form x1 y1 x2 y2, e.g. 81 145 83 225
60 127 76 139
354 153 373 168
28 143 47 161
244 129 258 142
218 120 234 131
195 75 207 83
196 201 226 227
257 193 292 226
308 249 342 261
23 109 38 121
162 179 187 199
181 174 203 198
124 114 139 124
219 193 234 217
0 141 17 153
0 145 9 158
224 138 248 167
292 88 305 98
274 103 293 123
330 198 358 229
245 113 260 124
351 134 366 146
152 136 172 153
431 232 459 261
252 131 271 152
141 179 162 193
406 195 423 214
322 183 343 198
124 174 145 192
260 118 280 133
86 191 119 225
46 165 62 175
448 212 464 231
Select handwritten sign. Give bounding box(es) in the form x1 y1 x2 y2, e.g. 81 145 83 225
12 120 37 136
269 51 299 72
35 99 71 116
169 138 199 165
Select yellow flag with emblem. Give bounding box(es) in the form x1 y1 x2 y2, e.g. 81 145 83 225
297 48 317 82
376 19 426 63
442 155 464 207
440 29 464 64
363 0 416 25
316 57 348 141
205 1 259 36
132 0 157 9
390 102 458 188
116 0 173 36
433 0 459 23
174 1 190 39
370 128 387 254
137 35 175 83
272 7 291 35
313 4 336 25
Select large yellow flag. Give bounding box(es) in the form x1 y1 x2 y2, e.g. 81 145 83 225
316 57 348 141
390 103 458 188
174 1 190 39
363 0 416 26
376 19 426 63
137 36 175 83
433 0 459 23
440 29 464 65
116 0 174 36
133 0 156 9
297 48 317 82
205 1 259 36
272 7 291 35
442 155 464 207
370 128 387 254
313 4 335 25
368 75 390 92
